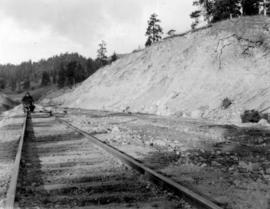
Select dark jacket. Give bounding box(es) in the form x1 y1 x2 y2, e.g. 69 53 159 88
22 95 34 105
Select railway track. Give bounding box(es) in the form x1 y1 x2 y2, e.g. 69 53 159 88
4 111 224 209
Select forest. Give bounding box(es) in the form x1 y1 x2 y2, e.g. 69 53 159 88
191 0 270 28
0 52 116 92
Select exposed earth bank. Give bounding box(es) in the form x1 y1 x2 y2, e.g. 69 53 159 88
48 16 270 124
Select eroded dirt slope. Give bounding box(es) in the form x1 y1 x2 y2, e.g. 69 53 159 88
52 16 270 123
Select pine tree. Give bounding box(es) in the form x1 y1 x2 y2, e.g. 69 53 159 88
190 10 201 29
10 79 16 91
66 61 76 87
212 0 241 22
41 71 51 86
23 79 30 90
0 78 5 89
74 62 86 83
191 0 243 25
242 0 261 15
57 63 66 88
145 13 163 47
86 58 97 77
97 41 108 66
145 38 152 47
191 0 214 27
52 71 57 84
111 52 118 62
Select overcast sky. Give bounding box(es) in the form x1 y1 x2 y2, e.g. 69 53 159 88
0 0 194 64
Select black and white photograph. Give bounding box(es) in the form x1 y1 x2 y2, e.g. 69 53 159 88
0 0 270 208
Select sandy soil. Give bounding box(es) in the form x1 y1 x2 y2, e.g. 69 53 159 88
50 16 270 123
60 108 270 209
0 107 25 208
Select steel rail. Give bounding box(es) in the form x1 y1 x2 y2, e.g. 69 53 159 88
5 113 28 209
56 117 224 209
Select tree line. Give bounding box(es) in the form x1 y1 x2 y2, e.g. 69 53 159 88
144 1 270 47
191 0 270 29
0 42 118 92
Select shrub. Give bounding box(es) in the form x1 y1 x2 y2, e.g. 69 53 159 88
221 97 232 109
241 109 261 123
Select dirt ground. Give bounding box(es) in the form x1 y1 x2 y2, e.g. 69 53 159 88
59 108 270 209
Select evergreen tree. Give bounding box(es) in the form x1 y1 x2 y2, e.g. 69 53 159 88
145 38 152 47
198 0 214 22
52 71 57 84
190 10 201 29
66 61 76 87
212 0 241 22
74 62 86 83
95 58 105 69
0 78 5 89
86 58 97 76
41 71 51 86
191 0 244 25
191 0 214 27
242 0 261 15
145 13 163 47
0 52 106 91
97 40 108 66
111 52 118 62
57 63 66 88
23 79 30 90
10 79 16 91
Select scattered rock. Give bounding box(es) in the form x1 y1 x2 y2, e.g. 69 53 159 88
145 141 153 146
200 163 207 167
155 140 167 147
239 161 250 169
111 126 121 140
211 161 221 167
258 119 269 126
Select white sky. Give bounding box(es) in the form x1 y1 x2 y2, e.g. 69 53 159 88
0 0 194 64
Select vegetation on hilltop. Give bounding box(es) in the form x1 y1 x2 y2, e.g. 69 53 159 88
145 13 163 47
0 50 118 93
191 0 270 28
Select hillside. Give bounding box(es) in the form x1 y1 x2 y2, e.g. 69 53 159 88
0 93 18 112
52 16 270 123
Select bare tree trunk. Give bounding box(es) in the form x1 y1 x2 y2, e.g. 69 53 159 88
263 0 268 16
239 0 243 16
203 0 211 24
263 0 267 16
